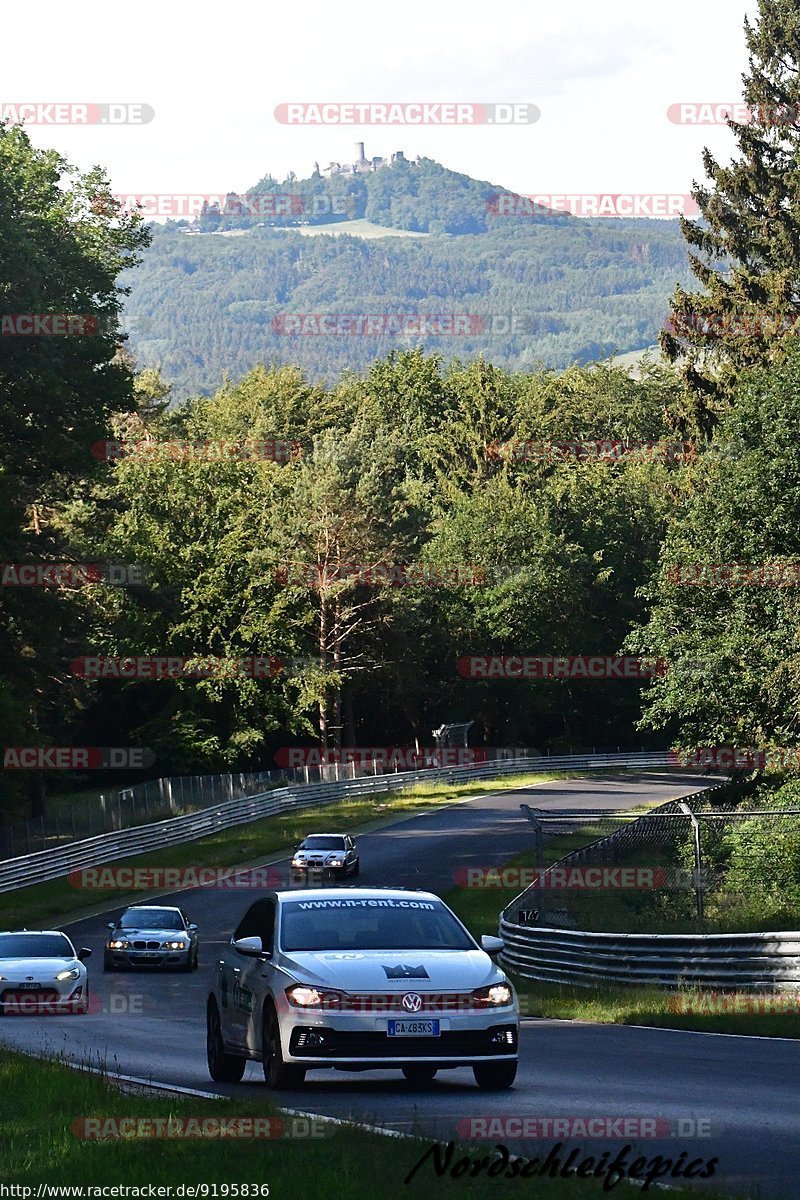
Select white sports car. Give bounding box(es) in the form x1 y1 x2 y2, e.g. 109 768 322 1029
207 887 519 1090
0 930 91 1014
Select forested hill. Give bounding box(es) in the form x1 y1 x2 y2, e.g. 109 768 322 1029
121 157 693 396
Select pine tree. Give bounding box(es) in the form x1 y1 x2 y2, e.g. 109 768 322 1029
662 0 800 431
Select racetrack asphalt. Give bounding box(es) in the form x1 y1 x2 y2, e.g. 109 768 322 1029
1 773 793 1199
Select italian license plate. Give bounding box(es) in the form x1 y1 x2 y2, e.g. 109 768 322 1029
137 953 159 959
387 1019 440 1037
17 982 42 990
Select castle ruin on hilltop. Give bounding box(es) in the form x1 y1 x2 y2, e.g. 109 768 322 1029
316 143 416 178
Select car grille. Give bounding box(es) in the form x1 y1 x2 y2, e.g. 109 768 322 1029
331 992 476 1013
289 1024 517 1059
132 940 161 950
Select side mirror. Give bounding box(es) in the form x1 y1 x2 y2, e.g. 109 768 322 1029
188 923 198 932
107 923 115 931
480 935 504 958
78 947 92 961
232 936 269 958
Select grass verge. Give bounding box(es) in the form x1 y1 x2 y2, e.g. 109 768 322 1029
0 772 562 931
0 1047 731 1196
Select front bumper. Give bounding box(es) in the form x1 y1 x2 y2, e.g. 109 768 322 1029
277 1003 518 1067
290 864 346 884
0 984 86 1014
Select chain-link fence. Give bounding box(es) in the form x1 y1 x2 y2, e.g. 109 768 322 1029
504 780 800 934
0 770 290 858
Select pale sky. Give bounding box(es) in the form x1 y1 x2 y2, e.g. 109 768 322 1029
1 0 757 205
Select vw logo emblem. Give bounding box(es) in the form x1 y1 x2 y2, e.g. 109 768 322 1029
402 992 422 1013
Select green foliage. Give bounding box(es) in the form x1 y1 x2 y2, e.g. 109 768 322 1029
663 0 800 422
0 122 149 810
628 341 800 746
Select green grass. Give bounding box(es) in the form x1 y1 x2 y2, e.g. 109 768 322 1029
514 982 800 1039
0 1047 733 1196
294 218 431 239
0 772 560 931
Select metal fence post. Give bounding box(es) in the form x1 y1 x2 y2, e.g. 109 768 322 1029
678 801 704 920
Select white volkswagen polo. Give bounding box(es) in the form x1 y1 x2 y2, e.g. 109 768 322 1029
207 887 519 1090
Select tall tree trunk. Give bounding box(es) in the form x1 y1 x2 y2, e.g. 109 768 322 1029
319 593 328 750
332 598 342 750
343 685 356 746
28 700 46 817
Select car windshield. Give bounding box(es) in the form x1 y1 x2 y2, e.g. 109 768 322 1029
120 909 184 930
299 837 346 850
280 897 475 951
0 933 74 959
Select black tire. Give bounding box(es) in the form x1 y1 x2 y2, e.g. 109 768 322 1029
402 1065 437 1086
262 1002 305 1089
192 947 199 971
352 858 360 877
473 1059 517 1090
206 999 246 1083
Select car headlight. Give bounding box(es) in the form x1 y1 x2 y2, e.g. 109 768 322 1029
55 968 80 982
291 858 304 867
107 939 130 950
163 940 189 950
472 983 513 1007
285 985 344 1008
328 858 344 867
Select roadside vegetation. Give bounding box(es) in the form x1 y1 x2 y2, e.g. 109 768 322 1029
0 1047 733 1197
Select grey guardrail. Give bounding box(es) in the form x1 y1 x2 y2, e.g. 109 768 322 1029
0 751 672 893
498 920 800 989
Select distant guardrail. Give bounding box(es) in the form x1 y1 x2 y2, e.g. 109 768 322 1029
0 751 672 894
498 921 800 989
